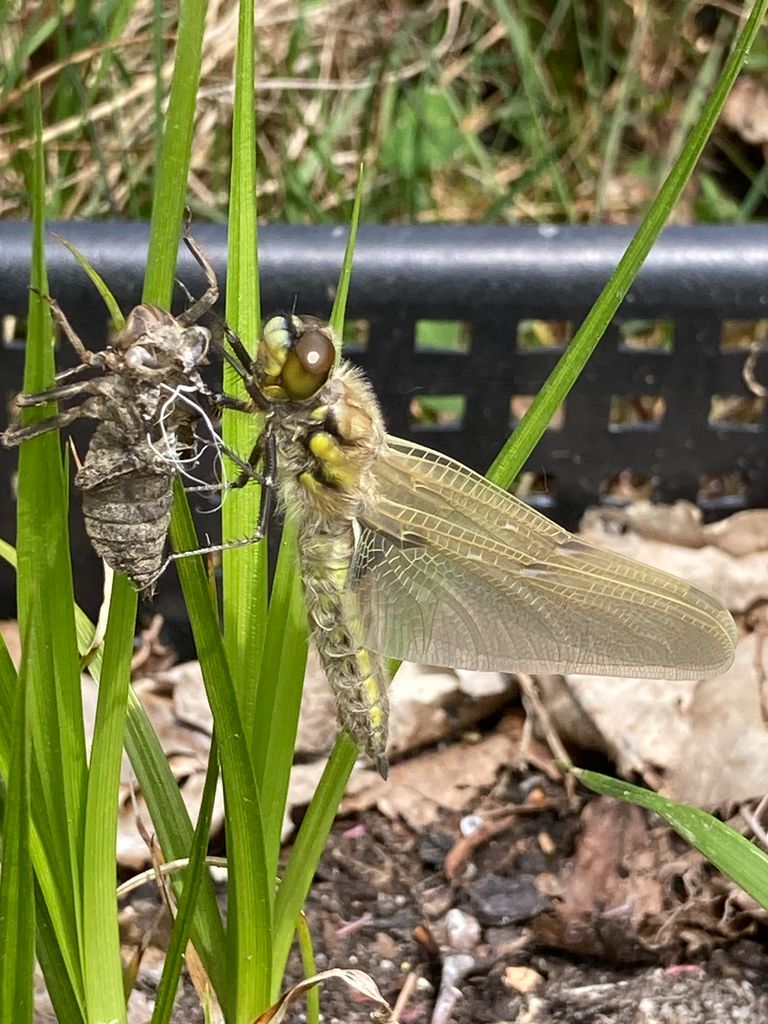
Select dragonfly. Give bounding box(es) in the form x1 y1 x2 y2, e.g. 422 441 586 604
167 313 738 778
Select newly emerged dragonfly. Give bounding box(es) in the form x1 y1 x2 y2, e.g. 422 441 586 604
169 314 737 777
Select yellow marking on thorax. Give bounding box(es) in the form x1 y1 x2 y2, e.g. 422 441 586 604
308 431 360 488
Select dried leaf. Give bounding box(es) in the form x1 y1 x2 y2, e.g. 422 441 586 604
343 729 519 829
250 968 396 1024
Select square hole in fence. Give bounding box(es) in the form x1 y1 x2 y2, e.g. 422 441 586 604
414 320 471 354
698 470 748 508
342 319 369 351
2 314 28 348
516 319 571 351
516 471 558 509
409 394 466 430
600 470 654 505
720 319 768 350
709 394 766 429
509 395 565 431
608 395 666 431
618 319 674 352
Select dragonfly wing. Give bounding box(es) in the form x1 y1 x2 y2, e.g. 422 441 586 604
346 437 737 679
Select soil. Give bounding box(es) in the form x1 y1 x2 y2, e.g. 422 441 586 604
285 790 768 1024
119 763 768 1023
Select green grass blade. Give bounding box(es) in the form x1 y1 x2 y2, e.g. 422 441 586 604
150 735 220 1024
272 734 358 984
16 90 86 1004
593 7 649 221
0 563 84 1019
170 485 272 1020
219 0 275 1015
657 15 732 185
252 521 308 888
0 541 227 998
296 914 319 1024
329 166 364 340
34 890 86 1024
490 0 573 219
0 622 35 1024
82 584 136 1024
573 768 768 908
488 0 768 490
143 0 208 304
134 0 236 1000
223 0 265 714
51 234 126 331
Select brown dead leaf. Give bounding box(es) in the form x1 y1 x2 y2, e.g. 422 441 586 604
0 620 20 667
533 798 668 962
723 77 768 145
579 504 765 613
704 509 768 558
250 968 396 1024
534 798 757 962
343 731 518 830
581 501 768 559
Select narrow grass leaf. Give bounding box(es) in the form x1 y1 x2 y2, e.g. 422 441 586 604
170 484 272 1020
329 166 364 340
217 0 276 1016
223 0 265 709
488 0 768 489
573 768 768 909
34 892 86 1024
143 0 208 304
16 89 86 1004
50 233 126 330
0 563 84 1021
82 582 136 1024
252 522 308 889
0 620 35 1024
272 734 358 986
490 0 573 219
150 736 221 1024
295 914 319 1024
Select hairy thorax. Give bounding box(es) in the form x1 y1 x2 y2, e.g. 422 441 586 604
272 362 387 534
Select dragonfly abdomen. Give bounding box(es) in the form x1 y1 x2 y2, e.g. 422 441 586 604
77 431 174 594
299 521 390 777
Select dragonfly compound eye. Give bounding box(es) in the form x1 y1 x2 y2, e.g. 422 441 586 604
281 325 336 400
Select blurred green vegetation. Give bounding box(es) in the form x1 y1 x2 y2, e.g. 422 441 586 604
2 0 767 224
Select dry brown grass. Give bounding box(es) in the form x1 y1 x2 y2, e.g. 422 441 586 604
1 1 764 223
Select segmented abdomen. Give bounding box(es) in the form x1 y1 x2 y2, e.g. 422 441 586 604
76 432 173 593
299 521 390 776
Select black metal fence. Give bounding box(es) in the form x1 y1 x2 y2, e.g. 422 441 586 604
1 222 766 645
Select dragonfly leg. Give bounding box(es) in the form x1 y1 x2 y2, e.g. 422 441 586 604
151 431 277 584
16 375 109 408
185 431 268 492
1 393 104 446
177 221 218 326
30 287 99 367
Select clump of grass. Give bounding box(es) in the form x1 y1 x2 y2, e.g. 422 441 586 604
2 1 768 224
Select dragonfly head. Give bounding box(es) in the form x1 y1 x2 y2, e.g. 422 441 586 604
257 314 336 402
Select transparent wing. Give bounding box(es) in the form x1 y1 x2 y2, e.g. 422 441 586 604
346 437 737 679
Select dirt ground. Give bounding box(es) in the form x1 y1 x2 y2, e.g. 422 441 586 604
115 755 768 1024
283 783 768 1024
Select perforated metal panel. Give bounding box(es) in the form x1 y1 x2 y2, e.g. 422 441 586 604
0 222 766 639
